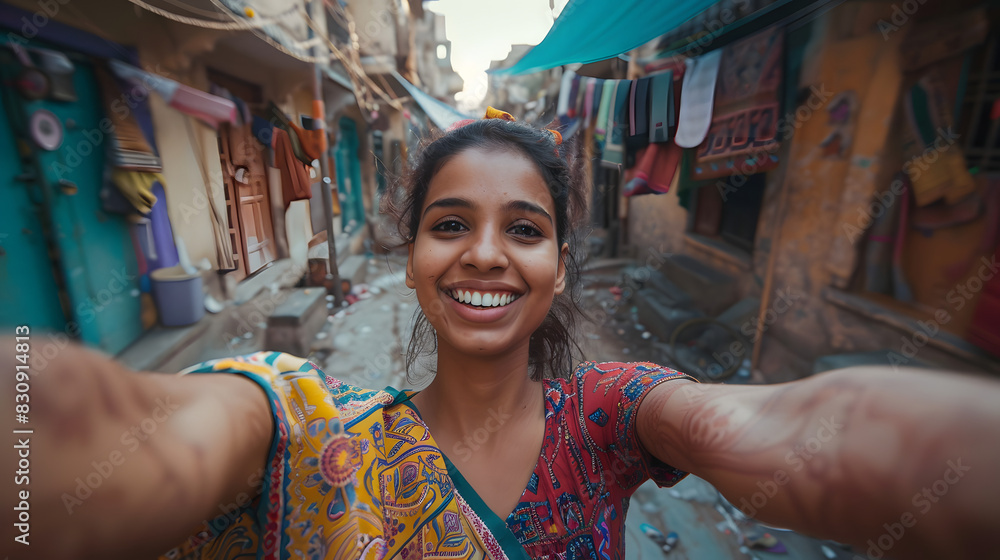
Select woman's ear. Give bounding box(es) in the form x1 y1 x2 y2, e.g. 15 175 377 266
554 243 569 295
405 243 416 289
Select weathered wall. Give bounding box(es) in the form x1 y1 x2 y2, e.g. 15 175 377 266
626 2 995 378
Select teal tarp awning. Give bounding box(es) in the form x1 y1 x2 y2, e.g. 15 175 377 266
493 0 719 76
391 71 473 130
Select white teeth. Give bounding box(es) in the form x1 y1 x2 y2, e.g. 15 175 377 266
449 290 519 307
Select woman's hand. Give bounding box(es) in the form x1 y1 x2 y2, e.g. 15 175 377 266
637 366 1000 559
1 341 273 560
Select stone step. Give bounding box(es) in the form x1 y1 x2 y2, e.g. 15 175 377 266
265 288 328 357
659 254 739 316
633 288 704 341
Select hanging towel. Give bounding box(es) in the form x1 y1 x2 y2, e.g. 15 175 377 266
648 71 674 143
272 127 312 208
591 79 604 119
557 68 576 117
108 59 237 129
626 76 651 167
601 80 632 167
566 74 582 118
675 49 722 148
584 77 597 122
595 79 615 142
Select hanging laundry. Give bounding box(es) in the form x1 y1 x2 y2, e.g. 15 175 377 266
269 102 324 164
902 69 976 207
94 63 162 172
601 80 632 167
272 127 312 208
566 73 582 118
693 27 784 180
648 70 674 143
108 59 237 129
583 77 597 121
625 76 651 167
623 141 683 196
675 49 722 148
591 78 603 119
111 169 162 215
595 79 615 143
145 181 180 271
557 69 577 117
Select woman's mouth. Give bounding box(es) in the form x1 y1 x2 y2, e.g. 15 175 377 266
447 289 521 309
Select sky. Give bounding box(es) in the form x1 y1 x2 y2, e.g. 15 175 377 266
426 0 569 111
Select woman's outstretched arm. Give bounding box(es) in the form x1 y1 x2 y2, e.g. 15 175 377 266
1 341 273 560
637 366 1000 559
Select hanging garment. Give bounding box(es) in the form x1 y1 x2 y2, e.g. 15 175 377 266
591 78 603 119
272 127 312 208
625 76 651 167
601 80 632 167
269 102 324 164
108 59 238 129
594 79 615 142
566 74 582 118
623 142 683 196
693 27 784 180
583 77 597 121
902 71 976 207
556 68 576 116
111 169 163 215
158 353 694 560
648 70 674 143
675 49 722 148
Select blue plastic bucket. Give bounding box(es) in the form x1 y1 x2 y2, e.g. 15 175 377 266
150 266 205 327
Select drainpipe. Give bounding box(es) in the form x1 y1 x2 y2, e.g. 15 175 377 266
311 0 345 307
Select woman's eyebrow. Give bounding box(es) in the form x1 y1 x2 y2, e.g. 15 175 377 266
422 197 474 219
506 200 553 224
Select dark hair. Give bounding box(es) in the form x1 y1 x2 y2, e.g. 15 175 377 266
380 118 587 381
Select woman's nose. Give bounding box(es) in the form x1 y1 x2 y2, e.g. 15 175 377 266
460 228 509 271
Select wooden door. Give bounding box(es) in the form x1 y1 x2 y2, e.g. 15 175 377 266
219 123 276 277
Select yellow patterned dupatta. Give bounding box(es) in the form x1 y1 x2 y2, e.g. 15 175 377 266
159 351 528 560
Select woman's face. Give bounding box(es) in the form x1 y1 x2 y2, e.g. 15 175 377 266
406 147 568 360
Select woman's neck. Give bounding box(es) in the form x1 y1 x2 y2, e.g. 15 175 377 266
412 342 542 437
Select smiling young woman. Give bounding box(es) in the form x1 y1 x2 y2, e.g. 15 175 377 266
8 115 1000 560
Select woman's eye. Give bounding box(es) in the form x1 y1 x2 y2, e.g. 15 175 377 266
509 223 541 238
432 220 466 233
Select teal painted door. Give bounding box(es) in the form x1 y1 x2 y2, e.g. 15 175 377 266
335 118 365 233
0 45 142 355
